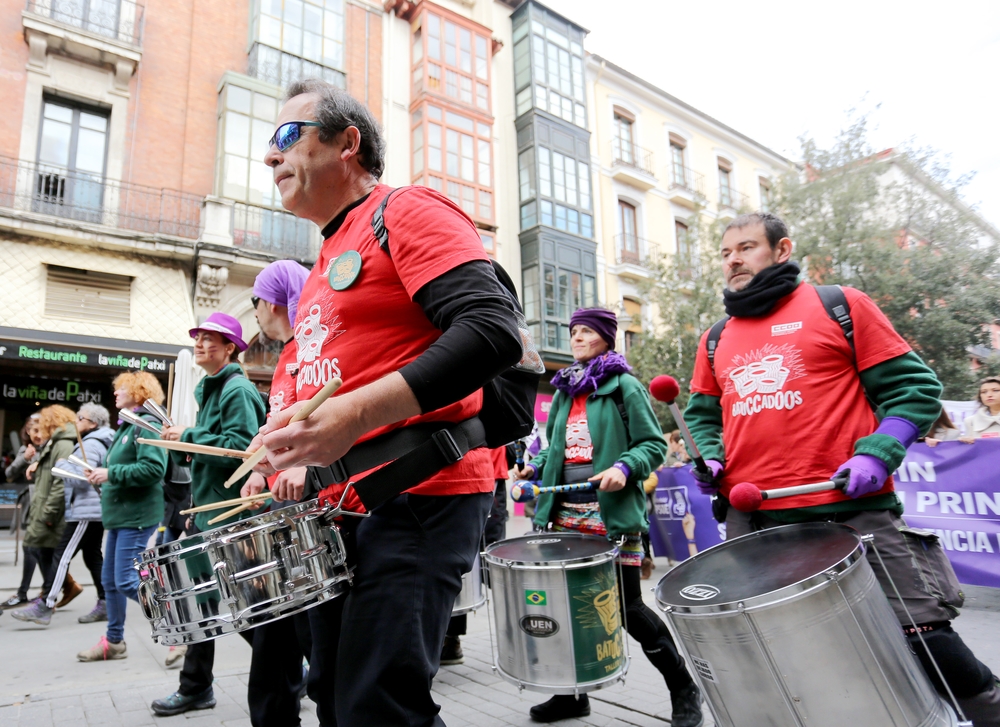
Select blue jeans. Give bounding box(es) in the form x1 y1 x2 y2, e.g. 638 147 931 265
102 526 156 643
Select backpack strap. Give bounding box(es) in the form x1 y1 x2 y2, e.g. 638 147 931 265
814 285 855 359
706 316 730 377
371 187 407 254
609 385 629 431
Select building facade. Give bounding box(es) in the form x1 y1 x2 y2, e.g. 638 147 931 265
0 0 382 440
586 55 792 351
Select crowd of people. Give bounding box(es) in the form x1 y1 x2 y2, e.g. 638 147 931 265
0 80 997 727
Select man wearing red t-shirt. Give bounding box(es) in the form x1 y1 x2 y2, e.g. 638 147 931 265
685 212 999 725
253 81 522 726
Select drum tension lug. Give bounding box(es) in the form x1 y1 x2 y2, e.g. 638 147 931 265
825 569 840 582
861 533 875 544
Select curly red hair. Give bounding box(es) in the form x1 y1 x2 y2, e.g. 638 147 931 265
112 371 165 407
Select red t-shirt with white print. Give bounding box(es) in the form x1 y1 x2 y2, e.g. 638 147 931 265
268 341 298 418
690 283 910 510
563 394 594 464
293 184 493 497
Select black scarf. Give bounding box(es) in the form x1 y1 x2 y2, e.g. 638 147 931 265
723 261 801 317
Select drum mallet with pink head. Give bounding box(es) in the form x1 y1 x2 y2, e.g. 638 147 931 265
729 475 850 512
649 375 708 476
510 481 596 503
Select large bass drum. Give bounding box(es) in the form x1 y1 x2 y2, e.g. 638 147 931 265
484 533 628 694
655 522 957 727
136 501 350 646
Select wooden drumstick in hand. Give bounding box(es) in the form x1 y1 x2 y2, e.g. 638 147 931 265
223 377 343 488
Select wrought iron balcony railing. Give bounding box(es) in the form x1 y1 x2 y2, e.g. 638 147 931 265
232 201 321 262
669 165 706 197
611 140 655 177
26 0 144 46
248 43 346 90
614 235 659 268
0 156 200 237
719 187 750 210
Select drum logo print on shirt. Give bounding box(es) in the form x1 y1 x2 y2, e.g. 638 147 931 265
564 417 593 461
294 300 344 394
721 344 807 418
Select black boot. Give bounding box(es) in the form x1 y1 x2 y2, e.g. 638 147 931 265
529 694 590 723
669 682 704 727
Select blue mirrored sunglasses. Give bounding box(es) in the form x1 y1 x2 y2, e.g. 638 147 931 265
268 121 324 152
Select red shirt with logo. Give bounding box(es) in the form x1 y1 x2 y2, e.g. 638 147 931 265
690 284 910 509
294 184 493 497
268 341 298 418
563 395 594 464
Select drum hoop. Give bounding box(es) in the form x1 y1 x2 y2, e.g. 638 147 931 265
656 524 866 615
493 658 630 695
483 550 618 570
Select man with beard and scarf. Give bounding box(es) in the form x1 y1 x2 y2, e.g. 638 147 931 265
513 308 703 726
684 212 1000 726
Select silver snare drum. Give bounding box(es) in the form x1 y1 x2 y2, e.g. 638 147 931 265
484 533 628 694
136 500 350 645
453 552 486 615
655 522 957 727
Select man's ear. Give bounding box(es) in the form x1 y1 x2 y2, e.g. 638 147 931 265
775 237 794 263
339 126 362 162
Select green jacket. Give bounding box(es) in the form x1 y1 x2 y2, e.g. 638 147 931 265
532 373 667 538
24 423 76 548
174 364 266 531
102 414 168 530
685 351 942 522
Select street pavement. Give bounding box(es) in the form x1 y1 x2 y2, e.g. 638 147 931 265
1 518 998 727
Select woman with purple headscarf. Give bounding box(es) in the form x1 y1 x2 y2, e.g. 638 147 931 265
512 308 703 726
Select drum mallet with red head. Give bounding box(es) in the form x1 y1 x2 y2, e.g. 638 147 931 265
649 375 708 475
511 481 596 503
729 475 850 512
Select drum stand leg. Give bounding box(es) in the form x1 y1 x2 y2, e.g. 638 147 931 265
613 536 631 685
738 602 808 727
864 535 973 727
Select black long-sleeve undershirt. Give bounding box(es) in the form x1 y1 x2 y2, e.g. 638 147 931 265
399 259 523 414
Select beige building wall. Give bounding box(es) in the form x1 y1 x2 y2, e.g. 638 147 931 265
586 56 792 344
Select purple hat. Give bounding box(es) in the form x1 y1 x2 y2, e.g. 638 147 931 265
254 260 311 327
570 308 618 350
189 312 249 352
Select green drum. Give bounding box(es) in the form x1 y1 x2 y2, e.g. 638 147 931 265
484 533 629 694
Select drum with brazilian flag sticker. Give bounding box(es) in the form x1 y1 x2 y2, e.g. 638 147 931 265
484 532 629 694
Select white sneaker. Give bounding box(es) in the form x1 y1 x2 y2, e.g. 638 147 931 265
165 644 187 668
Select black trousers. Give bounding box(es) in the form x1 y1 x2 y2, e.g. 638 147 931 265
179 631 253 695
42 520 105 604
17 546 39 599
330 492 490 726
618 563 693 693
245 610 317 727
23 547 53 597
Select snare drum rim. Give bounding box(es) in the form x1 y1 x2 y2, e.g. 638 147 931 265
483 532 618 570
654 522 865 616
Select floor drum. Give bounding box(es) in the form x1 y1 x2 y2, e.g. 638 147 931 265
484 533 628 694
655 522 957 727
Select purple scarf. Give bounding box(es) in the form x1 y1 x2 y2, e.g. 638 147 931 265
551 351 632 398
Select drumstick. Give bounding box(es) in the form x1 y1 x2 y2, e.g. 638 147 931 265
166 362 175 421
181 491 273 515
74 427 89 467
510 480 596 503
223 377 343 488
137 438 253 459
729 475 849 513
207 502 256 525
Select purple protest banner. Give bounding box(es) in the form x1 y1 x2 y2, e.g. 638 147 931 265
893 440 1000 588
650 442 1000 589
648 466 725 561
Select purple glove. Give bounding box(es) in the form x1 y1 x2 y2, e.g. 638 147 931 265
836 455 888 498
835 417 919 499
691 459 724 496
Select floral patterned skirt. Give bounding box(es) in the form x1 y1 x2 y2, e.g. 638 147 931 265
552 501 644 567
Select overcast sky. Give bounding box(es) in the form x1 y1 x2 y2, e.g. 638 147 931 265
542 0 1000 230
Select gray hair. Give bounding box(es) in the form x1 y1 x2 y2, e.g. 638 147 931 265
79 403 110 429
285 79 386 179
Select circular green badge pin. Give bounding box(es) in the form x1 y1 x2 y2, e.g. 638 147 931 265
328 250 363 291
